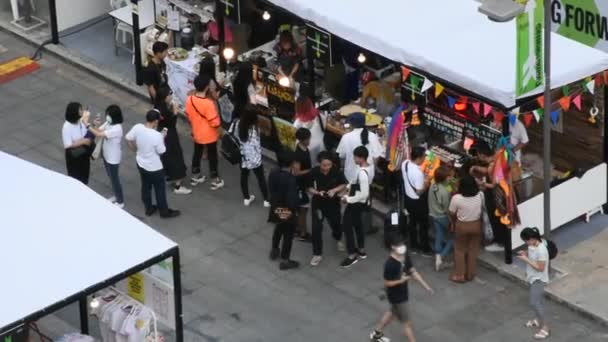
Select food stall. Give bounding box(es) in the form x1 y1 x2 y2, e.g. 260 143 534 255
0 152 184 342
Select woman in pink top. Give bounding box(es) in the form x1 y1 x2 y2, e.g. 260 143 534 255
205 11 233 46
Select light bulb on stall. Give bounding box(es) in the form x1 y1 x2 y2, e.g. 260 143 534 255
262 11 271 21
278 76 290 87
90 298 100 309
222 47 235 61
357 53 367 64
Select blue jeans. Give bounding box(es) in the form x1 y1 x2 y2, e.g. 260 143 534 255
104 160 124 204
432 216 453 257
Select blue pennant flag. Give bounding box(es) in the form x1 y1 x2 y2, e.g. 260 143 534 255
508 113 517 126
550 110 559 125
447 96 456 108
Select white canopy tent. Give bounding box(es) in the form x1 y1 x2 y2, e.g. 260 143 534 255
266 0 608 107
0 152 182 339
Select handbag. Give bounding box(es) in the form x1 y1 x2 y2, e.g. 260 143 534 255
91 137 104 160
220 120 242 165
218 92 235 124
480 193 494 243
68 146 88 158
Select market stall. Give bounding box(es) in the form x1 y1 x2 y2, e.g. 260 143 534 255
259 0 608 250
0 152 184 342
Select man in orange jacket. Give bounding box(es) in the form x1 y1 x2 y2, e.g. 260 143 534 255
185 75 224 190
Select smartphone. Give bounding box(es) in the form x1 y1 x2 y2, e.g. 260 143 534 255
162 128 168 134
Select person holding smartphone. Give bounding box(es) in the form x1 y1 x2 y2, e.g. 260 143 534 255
370 237 434 342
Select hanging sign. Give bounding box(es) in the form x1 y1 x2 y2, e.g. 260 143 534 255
516 0 544 96
464 121 502 148
551 0 608 52
217 0 241 24
422 107 465 143
265 74 296 120
1 325 27 342
306 24 332 66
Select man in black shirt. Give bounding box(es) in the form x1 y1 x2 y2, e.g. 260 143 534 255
370 238 434 342
142 42 170 103
268 151 300 270
293 128 312 241
307 151 347 266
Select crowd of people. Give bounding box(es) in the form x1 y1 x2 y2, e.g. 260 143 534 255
60 40 550 342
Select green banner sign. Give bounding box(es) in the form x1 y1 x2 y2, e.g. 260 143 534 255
551 0 608 52
516 0 545 96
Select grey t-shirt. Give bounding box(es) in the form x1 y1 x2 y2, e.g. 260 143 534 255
526 242 550 283
428 182 450 218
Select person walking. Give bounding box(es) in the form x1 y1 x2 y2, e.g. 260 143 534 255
86 105 125 207
428 165 453 271
307 151 347 266
370 237 434 342
448 175 483 283
126 110 180 218
402 146 432 256
294 127 313 241
62 102 93 185
517 227 551 340
235 104 269 207
268 151 300 270
186 75 224 190
340 146 372 268
142 41 169 103
154 87 192 195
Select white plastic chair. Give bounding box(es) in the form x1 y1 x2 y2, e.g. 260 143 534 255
110 0 134 55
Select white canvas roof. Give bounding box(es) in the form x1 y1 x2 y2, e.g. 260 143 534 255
0 152 177 330
268 0 608 107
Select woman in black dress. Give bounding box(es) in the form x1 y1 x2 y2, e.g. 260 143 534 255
154 87 192 195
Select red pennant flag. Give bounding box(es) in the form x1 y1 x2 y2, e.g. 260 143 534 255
458 96 468 104
537 96 544 108
401 66 410 82
483 104 492 117
472 102 481 114
572 94 582 111
559 96 571 111
604 71 608 85
494 111 504 126
596 74 602 87
523 113 533 127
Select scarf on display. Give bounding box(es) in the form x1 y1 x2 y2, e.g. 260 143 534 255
387 104 411 171
493 136 520 227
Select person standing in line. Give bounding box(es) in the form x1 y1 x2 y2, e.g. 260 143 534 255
268 151 300 270
197 56 223 100
232 61 257 121
185 75 224 190
235 104 269 207
370 237 434 342
428 165 453 271
293 95 325 165
307 151 348 266
401 146 432 256
62 102 93 185
340 146 372 268
86 105 125 207
125 110 180 218
509 117 529 182
448 176 483 283
142 42 170 103
154 87 192 195
293 128 313 241
517 227 551 340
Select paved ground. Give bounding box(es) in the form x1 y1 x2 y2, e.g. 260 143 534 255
1 32 608 342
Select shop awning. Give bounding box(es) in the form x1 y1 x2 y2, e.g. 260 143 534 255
266 0 608 107
0 152 177 331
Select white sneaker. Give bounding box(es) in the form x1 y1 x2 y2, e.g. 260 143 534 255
337 240 346 252
173 186 192 195
310 255 323 267
210 179 224 190
107 196 116 203
435 254 442 272
263 200 271 208
190 175 207 186
114 202 125 209
244 195 256 206
485 243 505 252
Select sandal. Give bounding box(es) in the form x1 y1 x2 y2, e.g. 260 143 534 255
525 319 540 328
534 329 550 339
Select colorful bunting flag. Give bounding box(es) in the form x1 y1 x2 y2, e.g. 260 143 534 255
523 113 533 127
483 104 492 117
435 82 445 98
596 74 602 87
550 110 560 125
447 96 456 109
572 94 582 111
559 96 571 111
604 70 608 85
421 78 434 92
586 80 595 94
508 113 517 125
562 85 570 97
472 102 481 115
401 66 410 82
494 111 504 126
512 107 521 116
537 96 544 108
533 108 544 122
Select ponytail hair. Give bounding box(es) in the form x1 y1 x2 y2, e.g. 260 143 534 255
361 127 369 145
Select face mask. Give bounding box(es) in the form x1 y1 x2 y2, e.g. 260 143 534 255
106 115 112 124
394 246 406 255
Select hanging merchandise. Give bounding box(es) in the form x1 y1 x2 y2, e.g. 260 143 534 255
386 105 411 171
589 106 600 124
420 150 441 178
493 137 520 227
572 94 582 111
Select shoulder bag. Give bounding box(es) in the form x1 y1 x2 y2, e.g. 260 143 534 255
480 192 494 243
220 120 242 165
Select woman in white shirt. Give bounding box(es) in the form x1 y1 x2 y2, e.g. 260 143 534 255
87 105 125 208
293 96 326 166
336 112 383 183
448 175 483 283
62 102 93 184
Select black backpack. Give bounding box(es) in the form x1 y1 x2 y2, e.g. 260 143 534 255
220 120 242 165
544 239 558 260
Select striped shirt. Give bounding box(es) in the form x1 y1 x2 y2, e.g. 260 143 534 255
449 192 484 222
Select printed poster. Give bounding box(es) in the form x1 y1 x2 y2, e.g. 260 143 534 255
516 0 544 96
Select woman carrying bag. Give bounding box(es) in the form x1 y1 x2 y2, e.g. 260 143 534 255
62 102 93 185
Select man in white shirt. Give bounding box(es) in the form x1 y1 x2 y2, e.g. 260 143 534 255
401 146 431 255
336 113 383 183
510 119 529 181
340 146 371 268
126 110 180 218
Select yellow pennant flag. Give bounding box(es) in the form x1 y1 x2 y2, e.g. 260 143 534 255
434 82 444 98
